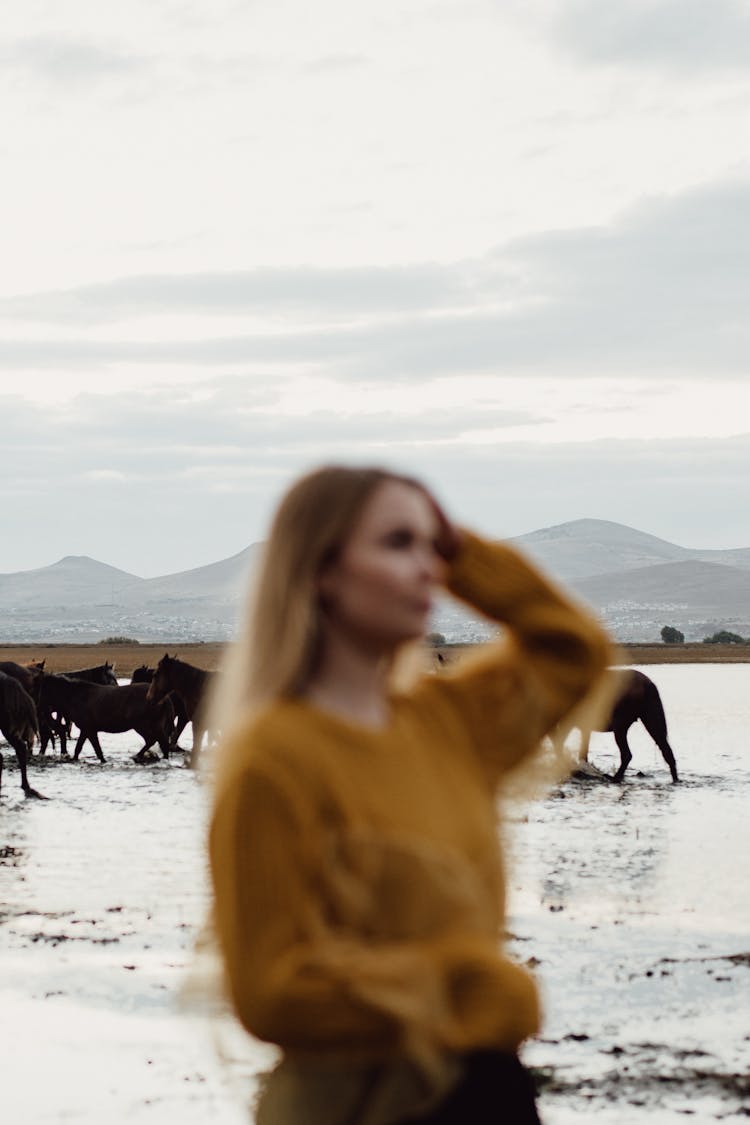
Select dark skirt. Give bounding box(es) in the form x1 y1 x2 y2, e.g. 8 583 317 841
398 1051 541 1125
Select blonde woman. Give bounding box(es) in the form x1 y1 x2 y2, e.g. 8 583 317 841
208 465 612 1124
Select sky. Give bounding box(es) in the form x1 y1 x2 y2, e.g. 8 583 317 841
2 0 750 577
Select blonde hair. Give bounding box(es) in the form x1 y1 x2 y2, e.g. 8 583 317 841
205 465 429 781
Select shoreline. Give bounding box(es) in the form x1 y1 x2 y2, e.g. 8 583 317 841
441 641 750 664
1 640 749 677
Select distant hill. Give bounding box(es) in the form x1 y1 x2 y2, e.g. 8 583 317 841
572 558 750 642
0 556 143 609
512 518 750 581
1 520 749 642
118 544 263 606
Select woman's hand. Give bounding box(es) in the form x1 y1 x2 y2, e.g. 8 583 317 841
426 494 463 564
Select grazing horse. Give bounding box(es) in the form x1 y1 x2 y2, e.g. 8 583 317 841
552 668 679 783
0 670 44 798
130 665 190 750
38 674 174 763
146 654 214 766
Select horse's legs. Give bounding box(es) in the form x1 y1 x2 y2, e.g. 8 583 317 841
132 738 153 763
89 732 106 763
656 738 679 783
578 728 592 763
157 730 171 759
74 729 106 762
171 713 189 750
188 722 204 769
612 726 633 783
6 733 44 798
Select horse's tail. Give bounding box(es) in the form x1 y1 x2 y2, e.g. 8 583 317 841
640 678 670 749
2 676 39 746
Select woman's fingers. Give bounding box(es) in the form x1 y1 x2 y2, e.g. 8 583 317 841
427 494 462 562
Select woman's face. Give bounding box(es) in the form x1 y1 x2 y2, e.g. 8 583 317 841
319 479 446 652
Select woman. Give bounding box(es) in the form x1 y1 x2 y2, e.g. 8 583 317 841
208 465 612 1124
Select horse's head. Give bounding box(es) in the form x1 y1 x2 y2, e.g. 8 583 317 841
27 665 45 700
146 654 174 702
102 661 118 687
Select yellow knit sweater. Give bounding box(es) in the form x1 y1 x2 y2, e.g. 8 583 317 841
209 533 611 1067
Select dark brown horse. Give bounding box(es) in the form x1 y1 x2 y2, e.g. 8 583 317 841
130 664 190 750
68 662 119 687
0 659 40 695
0 669 44 798
38 674 174 763
146 655 214 766
35 662 120 755
552 668 679 783
0 659 64 760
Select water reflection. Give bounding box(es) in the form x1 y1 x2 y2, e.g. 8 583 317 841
537 781 677 915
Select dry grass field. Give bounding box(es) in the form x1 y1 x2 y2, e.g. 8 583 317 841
1 640 748 678
0 642 226 678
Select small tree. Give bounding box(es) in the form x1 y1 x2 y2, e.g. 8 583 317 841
702 630 746 644
660 625 685 644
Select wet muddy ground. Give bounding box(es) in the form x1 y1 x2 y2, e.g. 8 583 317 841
1 665 748 1122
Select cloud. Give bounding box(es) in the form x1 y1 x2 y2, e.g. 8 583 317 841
1 386 749 574
0 264 476 322
0 34 150 87
2 177 749 381
302 53 370 75
548 0 750 73
0 379 546 573
0 380 542 469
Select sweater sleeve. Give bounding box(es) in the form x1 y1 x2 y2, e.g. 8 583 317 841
208 762 540 1055
427 532 613 776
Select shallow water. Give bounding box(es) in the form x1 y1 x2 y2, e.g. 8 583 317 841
1 666 748 1122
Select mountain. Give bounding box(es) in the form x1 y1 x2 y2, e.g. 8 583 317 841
118 544 264 605
572 559 750 642
511 518 750 581
1 520 749 642
0 556 143 609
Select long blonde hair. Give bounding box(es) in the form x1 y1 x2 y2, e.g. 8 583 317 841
206 465 428 780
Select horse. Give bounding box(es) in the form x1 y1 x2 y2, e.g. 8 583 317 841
146 654 214 766
0 659 65 757
552 668 679 783
0 669 44 798
34 662 120 755
37 674 174 763
0 659 40 695
67 662 119 687
130 664 190 750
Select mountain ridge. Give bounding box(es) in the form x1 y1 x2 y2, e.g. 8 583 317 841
1 519 749 643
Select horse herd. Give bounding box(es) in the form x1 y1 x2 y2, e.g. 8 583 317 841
0 654 212 798
0 652 679 800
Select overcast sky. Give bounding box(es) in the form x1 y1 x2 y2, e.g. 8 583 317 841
2 0 750 577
